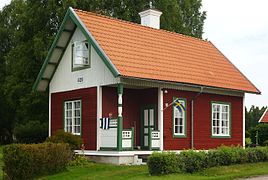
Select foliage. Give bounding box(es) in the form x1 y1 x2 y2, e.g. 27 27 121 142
178 150 207 173
245 106 267 131
3 143 72 180
46 130 83 150
245 137 253 147
263 140 268 146
68 154 90 167
248 123 268 145
13 120 48 143
147 152 179 175
147 146 268 175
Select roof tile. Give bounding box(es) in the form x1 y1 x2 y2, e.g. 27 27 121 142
74 9 260 93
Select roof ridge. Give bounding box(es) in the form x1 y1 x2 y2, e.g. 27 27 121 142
73 8 209 44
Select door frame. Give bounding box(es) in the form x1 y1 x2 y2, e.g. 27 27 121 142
140 104 157 150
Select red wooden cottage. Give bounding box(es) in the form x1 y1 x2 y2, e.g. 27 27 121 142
33 7 260 164
259 108 268 123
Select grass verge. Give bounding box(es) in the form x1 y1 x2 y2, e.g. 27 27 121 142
40 161 268 180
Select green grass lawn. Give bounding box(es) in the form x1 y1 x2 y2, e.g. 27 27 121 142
40 161 268 180
1 146 268 180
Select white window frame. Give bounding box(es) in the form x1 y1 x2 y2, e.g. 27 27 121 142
211 102 231 137
173 98 187 138
72 40 90 70
64 100 82 135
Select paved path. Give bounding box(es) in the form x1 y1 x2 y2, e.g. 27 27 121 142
243 175 268 180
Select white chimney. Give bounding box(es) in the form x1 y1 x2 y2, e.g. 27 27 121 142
139 5 162 29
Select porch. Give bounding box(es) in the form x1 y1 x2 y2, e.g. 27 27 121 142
96 84 164 152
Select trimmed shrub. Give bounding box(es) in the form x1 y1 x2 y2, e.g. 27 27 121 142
207 146 247 167
178 150 207 173
147 152 179 175
3 143 72 180
14 121 48 144
46 130 83 150
246 147 268 163
68 154 90 166
147 146 268 175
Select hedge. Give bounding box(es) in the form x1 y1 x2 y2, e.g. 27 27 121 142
46 130 83 150
3 143 72 180
147 146 268 175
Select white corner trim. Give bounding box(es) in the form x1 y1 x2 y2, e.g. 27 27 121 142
243 94 245 148
49 92 51 137
258 107 268 123
97 86 102 150
158 87 164 150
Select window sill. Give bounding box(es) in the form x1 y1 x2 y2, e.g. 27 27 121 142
211 135 231 138
72 65 90 72
173 134 187 138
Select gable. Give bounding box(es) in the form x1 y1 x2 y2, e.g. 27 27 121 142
33 8 119 92
50 28 119 93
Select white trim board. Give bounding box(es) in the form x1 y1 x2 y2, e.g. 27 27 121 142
258 107 268 123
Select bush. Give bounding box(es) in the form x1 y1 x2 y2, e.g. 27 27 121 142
245 138 252 147
147 146 268 175
263 140 268 146
46 130 83 150
68 154 90 166
3 143 72 180
147 152 179 175
248 124 268 146
14 121 48 144
178 150 207 173
207 146 247 167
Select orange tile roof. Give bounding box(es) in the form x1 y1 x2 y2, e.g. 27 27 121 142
259 108 268 123
74 9 260 94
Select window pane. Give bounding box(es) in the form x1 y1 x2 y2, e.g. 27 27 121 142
179 126 183 133
175 126 178 133
179 118 183 125
175 118 179 126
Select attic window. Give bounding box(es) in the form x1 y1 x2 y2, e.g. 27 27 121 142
72 41 90 71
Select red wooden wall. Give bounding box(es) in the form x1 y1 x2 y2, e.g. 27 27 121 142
102 87 158 147
51 87 97 150
163 89 243 150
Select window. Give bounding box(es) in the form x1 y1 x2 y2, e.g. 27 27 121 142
211 102 231 137
72 41 90 71
64 100 81 135
173 98 186 137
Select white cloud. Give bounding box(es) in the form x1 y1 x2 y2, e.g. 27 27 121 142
202 0 268 107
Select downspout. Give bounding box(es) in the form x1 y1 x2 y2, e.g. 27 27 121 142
191 86 204 149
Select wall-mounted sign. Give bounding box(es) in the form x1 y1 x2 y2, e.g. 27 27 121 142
77 77 84 84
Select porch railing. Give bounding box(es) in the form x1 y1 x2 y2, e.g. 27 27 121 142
149 129 160 150
122 127 134 150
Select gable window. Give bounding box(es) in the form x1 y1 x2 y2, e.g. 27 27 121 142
211 102 231 137
173 98 187 137
64 100 81 135
72 41 90 71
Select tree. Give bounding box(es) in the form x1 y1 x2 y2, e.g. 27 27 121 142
245 106 267 131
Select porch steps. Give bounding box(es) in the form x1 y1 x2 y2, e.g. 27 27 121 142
137 154 150 163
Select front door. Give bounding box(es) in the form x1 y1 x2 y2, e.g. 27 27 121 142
141 105 156 149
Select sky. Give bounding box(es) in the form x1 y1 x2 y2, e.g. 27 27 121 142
0 0 267 107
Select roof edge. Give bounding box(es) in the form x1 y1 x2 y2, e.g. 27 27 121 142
70 8 120 77
120 76 254 96
209 41 261 95
32 8 72 92
33 7 120 92
258 107 268 123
